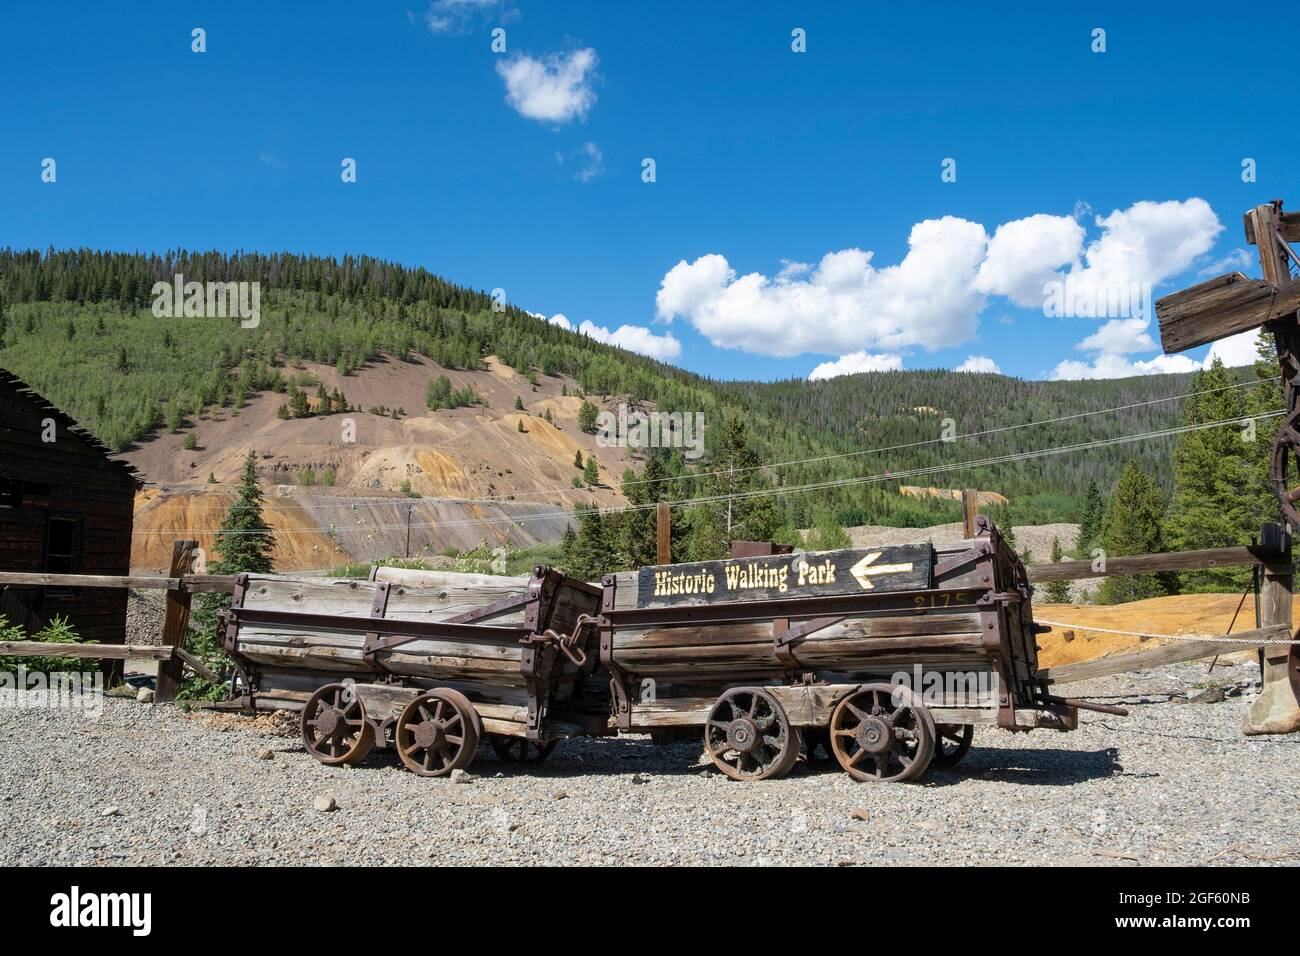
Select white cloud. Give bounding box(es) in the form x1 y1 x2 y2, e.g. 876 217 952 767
808 352 903 380
1050 316 1196 380
973 199 1222 319
556 141 604 182
545 313 679 361
1198 247 1253 277
955 355 1001 374
1205 329 1264 368
973 213 1084 307
421 0 514 34
1075 318 1156 355
656 217 990 358
1050 353 1203 380
496 49 598 123
653 198 1226 368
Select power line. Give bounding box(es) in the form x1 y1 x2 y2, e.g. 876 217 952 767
133 410 1282 536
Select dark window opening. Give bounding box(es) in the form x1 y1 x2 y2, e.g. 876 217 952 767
45 516 82 574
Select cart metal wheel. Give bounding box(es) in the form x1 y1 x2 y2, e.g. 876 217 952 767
395 688 481 777
301 682 375 766
932 724 974 768
829 683 935 783
490 735 558 763
704 687 801 781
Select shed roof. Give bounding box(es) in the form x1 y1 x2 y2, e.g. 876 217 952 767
0 367 145 487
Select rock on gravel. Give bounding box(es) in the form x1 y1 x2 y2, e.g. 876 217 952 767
1 659 1297 866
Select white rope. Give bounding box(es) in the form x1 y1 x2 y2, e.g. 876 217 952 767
1034 618 1300 646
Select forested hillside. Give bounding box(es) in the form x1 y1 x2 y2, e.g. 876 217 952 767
0 247 1266 545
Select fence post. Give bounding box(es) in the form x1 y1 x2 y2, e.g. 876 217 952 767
656 502 671 565
1244 523 1300 734
155 539 198 704
961 490 979 539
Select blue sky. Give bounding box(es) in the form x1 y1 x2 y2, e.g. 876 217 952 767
2 2 1297 382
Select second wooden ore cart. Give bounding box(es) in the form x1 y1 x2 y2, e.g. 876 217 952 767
598 516 1111 782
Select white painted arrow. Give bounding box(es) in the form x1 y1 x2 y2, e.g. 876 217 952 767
850 552 914 589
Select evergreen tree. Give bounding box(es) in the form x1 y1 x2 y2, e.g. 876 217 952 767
583 455 600 486
1045 536 1072 603
184 450 275 700
577 400 599 434
573 450 584 469
803 505 852 551
565 509 616 580
288 388 310 418
1098 461 1170 604
1163 359 1264 591
1076 479 1104 555
212 450 276 574
514 395 524 410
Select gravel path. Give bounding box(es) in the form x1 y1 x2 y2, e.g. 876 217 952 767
2 660 1297 866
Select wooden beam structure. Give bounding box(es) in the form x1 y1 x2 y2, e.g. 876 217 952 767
1040 624 1290 685
1154 199 1300 735
1156 271 1300 353
1027 544 1289 582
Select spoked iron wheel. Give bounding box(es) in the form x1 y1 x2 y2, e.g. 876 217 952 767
395 688 481 778
704 687 801 781
1270 407 1300 529
301 682 376 766
931 723 974 768
490 735 558 763
829 683 935 783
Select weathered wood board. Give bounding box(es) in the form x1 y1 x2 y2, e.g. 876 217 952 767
1157 271 1300 353
634 546 932 608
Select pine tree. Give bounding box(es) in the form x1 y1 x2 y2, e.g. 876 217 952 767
184 450 275 701
573 450 584 469
211 450 276 574
289 388 310 418
1163 359 1265 591
1099 461 1170 604
514 396 524 410
803 505 851 551
578 400 599 434
565 509 616 580
1045 536 1072 603
1076 479 1104 555
584 455 600 486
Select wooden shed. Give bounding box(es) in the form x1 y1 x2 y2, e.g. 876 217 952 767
0 368 141 643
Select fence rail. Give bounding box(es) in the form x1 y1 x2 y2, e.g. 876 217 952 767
1026 544 1289 583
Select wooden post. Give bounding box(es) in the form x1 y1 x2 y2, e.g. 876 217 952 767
961 489 979 539
155 540 198 703
656 502 671 565
1245 523 1300 734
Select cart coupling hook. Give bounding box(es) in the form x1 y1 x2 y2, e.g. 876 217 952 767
535 613 598 667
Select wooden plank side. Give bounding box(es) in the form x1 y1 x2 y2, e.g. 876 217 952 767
1157 272 1300 353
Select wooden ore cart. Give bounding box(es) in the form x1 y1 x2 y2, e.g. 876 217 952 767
598 516 1114 782
218 565 609 775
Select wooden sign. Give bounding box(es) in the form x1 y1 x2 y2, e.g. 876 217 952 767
636 545 932 608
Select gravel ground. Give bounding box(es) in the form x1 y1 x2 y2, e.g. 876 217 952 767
125 589 165 646
2 660 1297 867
